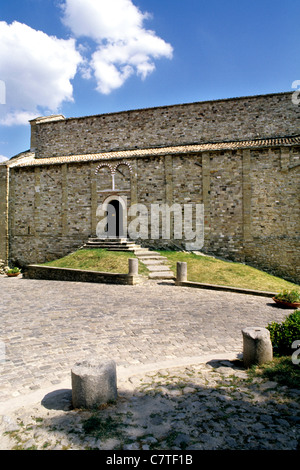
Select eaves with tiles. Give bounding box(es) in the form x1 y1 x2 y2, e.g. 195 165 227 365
5 135 300 169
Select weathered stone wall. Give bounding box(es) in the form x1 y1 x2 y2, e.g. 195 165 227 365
3 92 299 282
244 146 300 282
31 92 300 159
0 164 8 265
24 264 140 285
7 144 300 283
204 149 244 259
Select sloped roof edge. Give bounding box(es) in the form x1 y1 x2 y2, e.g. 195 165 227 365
7 135 300 168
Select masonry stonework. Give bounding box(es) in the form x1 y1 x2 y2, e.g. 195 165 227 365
1 92 299 283
31 93 300 159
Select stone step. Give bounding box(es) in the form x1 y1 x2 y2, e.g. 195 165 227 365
146 265 172 272
86 239 135 245
83 238 140 252
148 272 176 280
84 246 137 252
106 247 134 254
88 238 130 243
135 251 162 257
139 259 171 266
133 248 151 253
138 257 168 263
104 246 138 251
85 242 136 246
143 260 170 266
82 237 174 280
85 243 136 248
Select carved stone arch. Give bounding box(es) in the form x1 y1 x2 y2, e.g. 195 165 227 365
95 163 114 175
95 163 114 190
114 161 133 174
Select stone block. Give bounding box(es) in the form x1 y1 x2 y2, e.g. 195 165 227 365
128 258 139 276
242 327 273 368
71 358 117 409
176 262 187 283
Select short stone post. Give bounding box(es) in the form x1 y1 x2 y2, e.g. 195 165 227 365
242 327 273 369
176 262 187 284
128 258 139 276
71 358 117 409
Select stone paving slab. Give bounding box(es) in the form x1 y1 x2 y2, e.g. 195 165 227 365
0 274 293 407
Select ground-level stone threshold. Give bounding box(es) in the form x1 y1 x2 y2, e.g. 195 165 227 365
0 275 298 450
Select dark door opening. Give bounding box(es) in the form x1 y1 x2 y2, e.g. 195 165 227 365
106 200 124 238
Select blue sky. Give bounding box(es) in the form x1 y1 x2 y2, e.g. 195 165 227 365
0 0 299 160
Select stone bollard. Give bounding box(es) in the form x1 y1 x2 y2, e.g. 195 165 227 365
242 327 273 369
128 258 139 276
176 262 187 284
71 358 117 409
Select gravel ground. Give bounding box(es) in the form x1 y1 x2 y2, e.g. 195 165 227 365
1 358 299 451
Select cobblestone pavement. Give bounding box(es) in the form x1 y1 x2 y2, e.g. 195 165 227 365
0 275 292 404
0 274 298 451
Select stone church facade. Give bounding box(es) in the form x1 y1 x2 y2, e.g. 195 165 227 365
0 91 299 283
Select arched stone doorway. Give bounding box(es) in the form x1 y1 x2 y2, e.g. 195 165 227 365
96 196 127 239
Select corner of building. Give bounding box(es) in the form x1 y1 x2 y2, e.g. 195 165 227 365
0 162 9 266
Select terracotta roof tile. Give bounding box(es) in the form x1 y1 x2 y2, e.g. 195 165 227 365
7 136 300 168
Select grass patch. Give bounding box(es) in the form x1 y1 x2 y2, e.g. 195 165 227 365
159 251 299 293
82 415 125 441
248 356 300 389
42 248 299 293
42 249 148 276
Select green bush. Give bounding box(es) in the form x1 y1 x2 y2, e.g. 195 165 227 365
7 267 21 274
267 310 300 355
274 289 300 303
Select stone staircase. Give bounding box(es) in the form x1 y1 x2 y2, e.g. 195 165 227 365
83 238 138 252
82 238 175 281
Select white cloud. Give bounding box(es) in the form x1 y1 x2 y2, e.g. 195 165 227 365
0 21 82 126
0 110 39 127
0 2 173 127
62 0 148 42
0 155 8 162
62 0 173 94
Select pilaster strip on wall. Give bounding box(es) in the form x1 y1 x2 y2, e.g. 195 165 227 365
61 164 68 236
9 168 15 239
280 147 290 173
242 149 252 243
34 167 41 237
164 155 174 240
164 155 173 205
91 162 98 236
130 159 138 206
202 152 211 241
0 165 9 264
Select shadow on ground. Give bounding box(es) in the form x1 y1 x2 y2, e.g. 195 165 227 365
11 359 299 451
